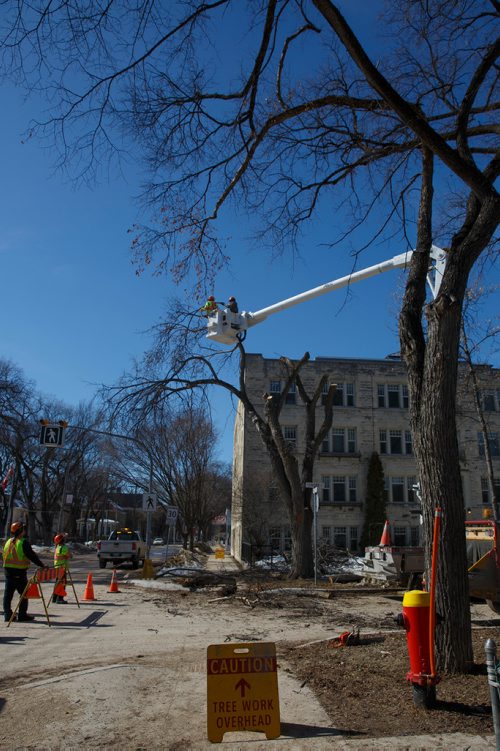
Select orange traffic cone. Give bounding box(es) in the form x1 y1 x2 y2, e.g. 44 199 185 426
83 573 96 601
26 582 41 599
108 569 120 593
380 520 391 546
54 582 67 598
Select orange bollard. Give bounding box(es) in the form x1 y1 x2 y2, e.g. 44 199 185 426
26 582 41 599
83 573 96 601
108 569 120 593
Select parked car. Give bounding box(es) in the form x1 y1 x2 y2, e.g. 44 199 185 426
152 537 164 546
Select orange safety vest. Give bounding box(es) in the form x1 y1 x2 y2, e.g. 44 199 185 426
54 543 70 569
2 537 29 569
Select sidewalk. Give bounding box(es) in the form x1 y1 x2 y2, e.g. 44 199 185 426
203 553 495 750
206 550 242 573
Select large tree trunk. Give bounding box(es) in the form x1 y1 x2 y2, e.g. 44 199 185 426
289 505 314 579
411 302 473 672
399 146 499 673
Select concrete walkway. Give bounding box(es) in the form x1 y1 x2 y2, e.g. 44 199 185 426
206 550 242 573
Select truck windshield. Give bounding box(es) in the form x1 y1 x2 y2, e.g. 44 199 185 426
109 531 139 541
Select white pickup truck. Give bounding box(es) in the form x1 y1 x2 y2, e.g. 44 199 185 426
97 529 147 569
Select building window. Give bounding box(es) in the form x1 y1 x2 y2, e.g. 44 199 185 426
390 430 403 454
270 380 281 394
391 477 405 504
349 476 357 502
380 429 387 454
481 477 500 504
321 526 332 542
388 384 400 407
329 427 357 454
348 428 356 453
285 382 297 405
332 427 345 453
386 476 418 504
321 476 357 504
284 426 297 448
377 384 385 408
346 383 354 406
402 385 409 408
481 477 489 504
377 384 410 409
333 384 343 406
333 526 347 548
394 526 407 546
380 429 412 454
405 430 413 455
481 390 500 412
407 477 417 504
349 526 359 551
332 476 346 503
410 526 420 546
332 383 355 407
478 432 500 457
321 381 336 406
322 476 331 503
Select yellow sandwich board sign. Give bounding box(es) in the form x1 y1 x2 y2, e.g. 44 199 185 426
214 547 225 559
207 642 280 742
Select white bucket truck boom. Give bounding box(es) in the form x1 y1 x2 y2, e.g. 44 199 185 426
206 246 446 345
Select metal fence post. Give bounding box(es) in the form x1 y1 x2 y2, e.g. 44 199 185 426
485 638 500 750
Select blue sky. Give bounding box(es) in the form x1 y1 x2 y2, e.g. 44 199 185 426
1 5 498 465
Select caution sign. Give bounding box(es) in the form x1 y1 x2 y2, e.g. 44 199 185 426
214 547 225 560
207 642 280 742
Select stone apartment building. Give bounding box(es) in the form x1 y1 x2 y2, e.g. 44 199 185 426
231 353 500 563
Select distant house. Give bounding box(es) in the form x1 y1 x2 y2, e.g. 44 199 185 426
77 492 144 539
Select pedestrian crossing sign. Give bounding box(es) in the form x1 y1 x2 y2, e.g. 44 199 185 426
39 424 66 448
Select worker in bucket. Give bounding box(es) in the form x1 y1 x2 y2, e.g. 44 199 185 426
227 296 239 314
2 521 45 623
52 533 71 603
201 295 222 316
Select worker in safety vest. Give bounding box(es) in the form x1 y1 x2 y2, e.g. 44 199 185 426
2 521 45 623
52 533 71 604
201 296 223 316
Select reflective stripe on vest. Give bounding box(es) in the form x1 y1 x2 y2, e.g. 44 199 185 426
3 537 29 569
54 544 70 568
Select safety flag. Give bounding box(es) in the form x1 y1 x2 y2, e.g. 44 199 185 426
1 466 14 492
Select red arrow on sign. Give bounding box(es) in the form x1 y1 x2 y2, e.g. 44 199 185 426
235 678 251 697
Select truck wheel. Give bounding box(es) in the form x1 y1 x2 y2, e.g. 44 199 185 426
131 557 139 569
486 599 500 615
99 559 107 569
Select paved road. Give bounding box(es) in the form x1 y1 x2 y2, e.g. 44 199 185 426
0 544 183 588
68 545 182 584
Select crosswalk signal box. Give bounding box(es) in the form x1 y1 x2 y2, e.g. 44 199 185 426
39 424 66 448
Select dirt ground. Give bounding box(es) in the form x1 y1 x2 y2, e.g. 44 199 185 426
179 568 497 740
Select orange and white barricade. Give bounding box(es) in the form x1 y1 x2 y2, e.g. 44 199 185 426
7 566 80 627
